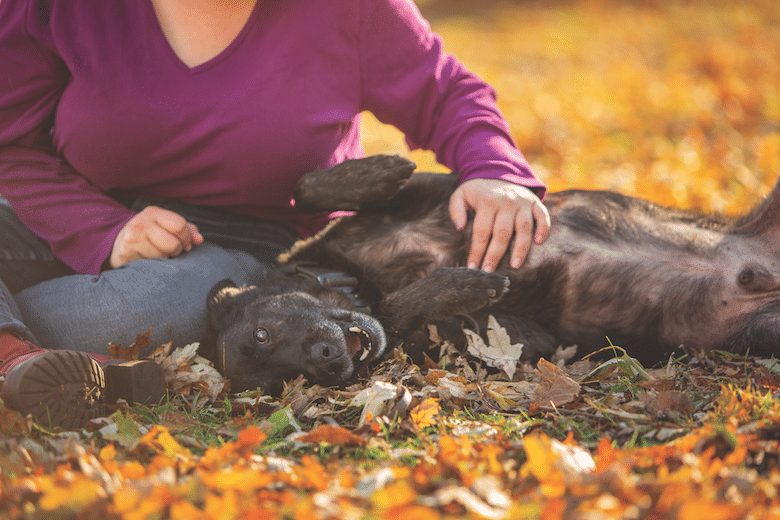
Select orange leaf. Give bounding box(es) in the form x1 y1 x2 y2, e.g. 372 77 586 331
409 398 441 429
205 490 240 520
678 501 744 520
595 437 616 472
112 487 141 514
99 444 117 462
524 433 556 481
139 425 190 457
169 501 207 520
385 505 441 520
237 425 268 451
199 468 273 492
299 456 330 491
298 424 366 446
372 480 417 510
39 475 101 512
118 461 147 480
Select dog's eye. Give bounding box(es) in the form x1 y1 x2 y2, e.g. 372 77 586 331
255 327 270 344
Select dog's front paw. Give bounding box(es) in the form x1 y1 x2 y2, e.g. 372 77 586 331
353 155 417 201
294 155 416 212
425 267 510 316
382 267 509 332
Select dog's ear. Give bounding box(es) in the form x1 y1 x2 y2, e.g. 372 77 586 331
207 278 258 331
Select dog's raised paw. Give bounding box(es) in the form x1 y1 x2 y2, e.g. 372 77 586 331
414 267 510 316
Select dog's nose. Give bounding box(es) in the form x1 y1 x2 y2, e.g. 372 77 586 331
310 341 350 381
310 342 343 364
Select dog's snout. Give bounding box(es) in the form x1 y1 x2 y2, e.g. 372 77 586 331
310 341 351 380
311 341 342 363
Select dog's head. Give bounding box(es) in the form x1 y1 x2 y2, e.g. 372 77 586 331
207 279 386 394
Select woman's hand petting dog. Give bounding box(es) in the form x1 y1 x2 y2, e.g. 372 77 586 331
449 178 551 272
109 206 204 268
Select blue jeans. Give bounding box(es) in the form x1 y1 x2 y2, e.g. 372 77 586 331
0 199 300 357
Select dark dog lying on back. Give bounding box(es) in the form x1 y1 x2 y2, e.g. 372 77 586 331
206 155 780 393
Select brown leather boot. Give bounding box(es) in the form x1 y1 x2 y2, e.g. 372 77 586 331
0 334 166 430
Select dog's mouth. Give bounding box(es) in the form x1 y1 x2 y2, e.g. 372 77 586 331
343 318 385 365
345 325 376 362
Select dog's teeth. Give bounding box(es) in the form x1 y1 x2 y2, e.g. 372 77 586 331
359 348 370 362
349 326 361 334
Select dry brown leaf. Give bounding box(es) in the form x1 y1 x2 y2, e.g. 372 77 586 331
646 390 693 415
0 407 31 436
107 328 153 361
531 358 581 407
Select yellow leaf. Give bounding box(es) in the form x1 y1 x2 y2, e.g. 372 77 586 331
199 468 273 492
169 500 207 520
99 443 117 462
678 501 744 520
205 489 240 520
140 425 191 457
409 398 441 429
112 487 141 514
39 476 101 511
372 480 417 510
524 433 556 481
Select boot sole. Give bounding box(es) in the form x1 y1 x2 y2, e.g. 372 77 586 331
1 350 105 430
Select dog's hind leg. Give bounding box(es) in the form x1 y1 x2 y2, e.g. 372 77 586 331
294 155 417 212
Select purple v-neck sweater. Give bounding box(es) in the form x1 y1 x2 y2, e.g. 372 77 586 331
0 0 546 275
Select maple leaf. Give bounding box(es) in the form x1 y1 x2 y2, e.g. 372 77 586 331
410 397 441 429
465 315 524 379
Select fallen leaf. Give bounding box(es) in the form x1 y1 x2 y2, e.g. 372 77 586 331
139 425 190 457
261 406 302 440
155 342 225 400
0 406 31 436
646 390 693 415
531 359 580 406
465 315 524 379
352 381 400 425
107 328 153 360
433 485 510 519
409 398 441 429
551 344 578 365
298 424 366 446
751 364 780 390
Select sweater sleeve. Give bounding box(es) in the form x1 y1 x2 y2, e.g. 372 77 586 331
357 0 546 198
0 0 134 274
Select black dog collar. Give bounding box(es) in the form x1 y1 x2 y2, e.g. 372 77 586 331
289 263 372 315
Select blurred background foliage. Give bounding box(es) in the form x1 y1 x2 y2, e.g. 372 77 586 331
360 0 780 215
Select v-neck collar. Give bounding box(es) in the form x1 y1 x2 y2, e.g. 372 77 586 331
145 0 263 74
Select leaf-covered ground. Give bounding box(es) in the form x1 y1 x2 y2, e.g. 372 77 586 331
2 1 780 518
